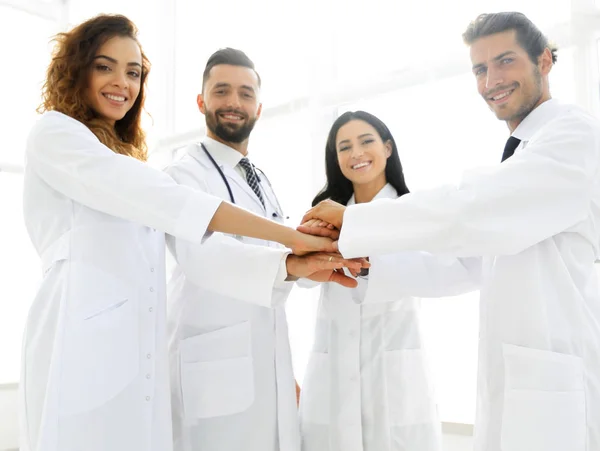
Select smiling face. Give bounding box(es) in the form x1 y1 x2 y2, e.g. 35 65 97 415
84 35 142 126
197 64 262 146
335 119 391 188
470 30 552 130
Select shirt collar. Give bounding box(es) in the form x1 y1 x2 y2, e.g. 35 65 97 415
347 183 398 206
202 136 245 168
511 98 562 142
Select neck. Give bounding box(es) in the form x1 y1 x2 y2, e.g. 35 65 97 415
207 130 249 156
352 176 387 204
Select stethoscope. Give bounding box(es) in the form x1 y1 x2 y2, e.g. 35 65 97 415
200 143 287 220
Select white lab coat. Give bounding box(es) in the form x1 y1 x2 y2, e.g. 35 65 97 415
165 139 300 451
299 184 481 451
19 112 223 451
337 100 600 451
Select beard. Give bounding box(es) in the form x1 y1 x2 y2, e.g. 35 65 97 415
484 66 544 124
205 108 257 143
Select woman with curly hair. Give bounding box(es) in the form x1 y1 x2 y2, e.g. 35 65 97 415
20 14 335 451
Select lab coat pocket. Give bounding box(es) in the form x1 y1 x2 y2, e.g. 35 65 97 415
501 344 586 451
385 349 437 426
299 352 330 425
59 297 139 416
179 321 254 420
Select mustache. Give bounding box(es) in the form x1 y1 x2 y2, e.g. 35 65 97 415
483 83 518 99
215 109 248 120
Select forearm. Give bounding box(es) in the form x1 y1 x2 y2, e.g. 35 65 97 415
208 201 298 247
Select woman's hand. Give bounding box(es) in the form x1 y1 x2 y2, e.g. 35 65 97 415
301 200 346 230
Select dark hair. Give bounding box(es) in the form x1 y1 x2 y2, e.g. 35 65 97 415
202 47 261 91
463 12 557 64
312 111 409 206
38 14 150 160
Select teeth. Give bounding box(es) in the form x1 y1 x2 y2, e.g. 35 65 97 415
223 114 242 120
104 94 125 102
352 162 371 169
492 91 511 101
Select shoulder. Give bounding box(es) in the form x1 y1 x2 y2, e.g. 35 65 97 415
28 111 96 146
546 103 600 136
163 143 211 187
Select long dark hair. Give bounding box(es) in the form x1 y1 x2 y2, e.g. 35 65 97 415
312 111 409 206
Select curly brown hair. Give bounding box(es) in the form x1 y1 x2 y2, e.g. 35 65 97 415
38 14 150 161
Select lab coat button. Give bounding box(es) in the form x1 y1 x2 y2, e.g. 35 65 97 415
146 374 151 379
148 307 153 312
149 287 154 292
145 396 151 401
150 268 155 273
147 354 152 359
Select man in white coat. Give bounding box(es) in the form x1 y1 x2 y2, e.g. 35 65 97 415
301 12 600 451
165 48 363 451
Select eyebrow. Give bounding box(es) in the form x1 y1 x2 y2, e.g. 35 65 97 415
94 55 142 68
212 82 256 93
472 51 517 71
337 133 374 146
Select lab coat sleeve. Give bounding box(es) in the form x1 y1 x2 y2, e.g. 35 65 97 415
339 110 600 258
26 112 221 243
165 159 293 308
364 253 481 303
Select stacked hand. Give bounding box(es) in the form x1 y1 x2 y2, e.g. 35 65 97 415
286 200 361 288
286 252 368 288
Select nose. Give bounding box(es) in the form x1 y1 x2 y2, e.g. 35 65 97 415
350 144 364 159
111 71 129 90
485 66 504 90
226 93 242 110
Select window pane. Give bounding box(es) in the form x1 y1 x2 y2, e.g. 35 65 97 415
332 0 571 86
0 173 39 384
0 6 58 166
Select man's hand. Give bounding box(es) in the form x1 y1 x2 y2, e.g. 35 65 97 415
286 253 369 288
301 200 346 230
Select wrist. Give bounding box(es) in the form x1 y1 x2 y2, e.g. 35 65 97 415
285 255 301 281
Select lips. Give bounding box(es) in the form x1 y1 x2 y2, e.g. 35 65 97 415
217 110 246 122
486 85 518 104
351 161 372 170
102 92 128 106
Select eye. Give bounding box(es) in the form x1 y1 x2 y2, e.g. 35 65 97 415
362 138 375 145
214 90 226 95
338 146 350 152
95 64 111 72
501 57 514 64
128 70 141 78
474 67 486 76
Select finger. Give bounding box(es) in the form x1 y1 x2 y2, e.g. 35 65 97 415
349 268 360 277
333 240 339 252
297 225 338 238
301 219 321 228
329 269 359 288
315 253 362 270
352 257 370 268
301 206 321 224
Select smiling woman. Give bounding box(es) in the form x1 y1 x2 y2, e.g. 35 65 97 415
39 15 151 160
85 38 143 126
